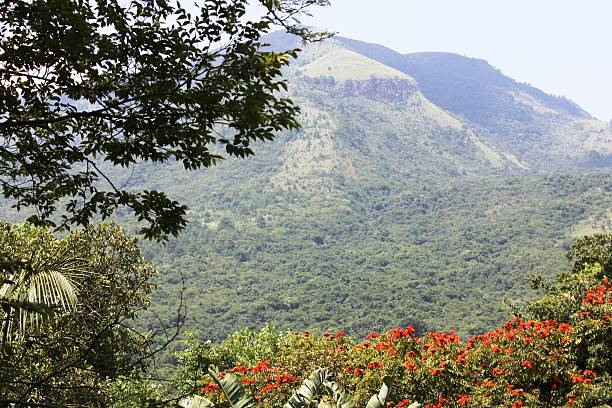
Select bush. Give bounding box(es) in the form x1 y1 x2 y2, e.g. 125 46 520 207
176 236 612 407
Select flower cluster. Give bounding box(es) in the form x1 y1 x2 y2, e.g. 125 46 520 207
199 359 298 405
583 278 611 305
196 277 610 407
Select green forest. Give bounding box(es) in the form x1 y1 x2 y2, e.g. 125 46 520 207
140 171 612 340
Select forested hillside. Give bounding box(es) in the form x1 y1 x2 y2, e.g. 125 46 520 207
2 32 611 343
3 0 611 403
130 34 612 341
139 170 612 340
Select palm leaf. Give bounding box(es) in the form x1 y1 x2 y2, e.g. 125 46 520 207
365 377 393 408
284 368 330 408
208 365 256 408
323 380 355 408
0 226 87 342
189 395 216 408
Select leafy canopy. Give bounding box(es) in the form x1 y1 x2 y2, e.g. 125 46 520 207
0 222 159 407
0 0 329 240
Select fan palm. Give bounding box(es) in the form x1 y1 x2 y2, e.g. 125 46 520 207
0 223 86 342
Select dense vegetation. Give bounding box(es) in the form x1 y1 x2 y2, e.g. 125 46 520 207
0 223 157 406
136 139 612 340
155 234 612 408
129 36 612 342
2 13 612 406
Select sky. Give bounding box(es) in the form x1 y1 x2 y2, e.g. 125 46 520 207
296 0 612 121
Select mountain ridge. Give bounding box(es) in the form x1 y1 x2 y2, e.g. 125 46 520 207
124 32 612 341
278 32 612 170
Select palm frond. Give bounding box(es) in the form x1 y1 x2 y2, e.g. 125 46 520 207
365 377 393 408
323 380 355 408
208 365 256 408
285 368 330 408
0 225 88 342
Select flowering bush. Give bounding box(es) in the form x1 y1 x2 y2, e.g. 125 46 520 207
181 236 611 407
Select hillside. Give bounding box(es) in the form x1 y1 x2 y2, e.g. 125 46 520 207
2 33 612 342
336 36 612 169
130 35 612 341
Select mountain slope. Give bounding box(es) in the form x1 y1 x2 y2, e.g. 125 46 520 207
3 33 612 342
128 35 612 341
335 36 612 169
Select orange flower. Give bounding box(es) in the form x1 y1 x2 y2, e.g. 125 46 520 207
404 361 419 371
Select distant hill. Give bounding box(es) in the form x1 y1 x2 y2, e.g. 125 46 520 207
334 36 612 169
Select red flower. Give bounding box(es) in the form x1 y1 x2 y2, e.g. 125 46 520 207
571 374 592 384
404 361 419 371
252 360 270 373
200 382 219 395
457 395 471 405
483 379 495 388
242 377 255 385
367 361 384 370
456 352 467 364
521 361 533 368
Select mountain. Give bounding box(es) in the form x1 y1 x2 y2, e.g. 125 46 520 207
332 36 612 169
3 33 612 341
130 34 612 341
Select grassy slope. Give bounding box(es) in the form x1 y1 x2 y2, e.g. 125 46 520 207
301 46 414 82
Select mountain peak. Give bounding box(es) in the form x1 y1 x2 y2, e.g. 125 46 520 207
300 46 414 82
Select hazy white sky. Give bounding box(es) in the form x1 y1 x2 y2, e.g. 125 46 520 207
298 0 612 121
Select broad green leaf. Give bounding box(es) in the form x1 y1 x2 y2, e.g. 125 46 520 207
365 377 393 408
190 395 216 408
323 380 355 408
208 366 256 408
285 368 330 408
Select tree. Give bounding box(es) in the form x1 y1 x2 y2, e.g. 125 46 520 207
0 223 84 343
0 222 162 407
0 0 329 240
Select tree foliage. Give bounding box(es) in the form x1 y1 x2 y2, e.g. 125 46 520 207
0 0 329 240
171 234 612 407
0 223 87 342
0 223 159 407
